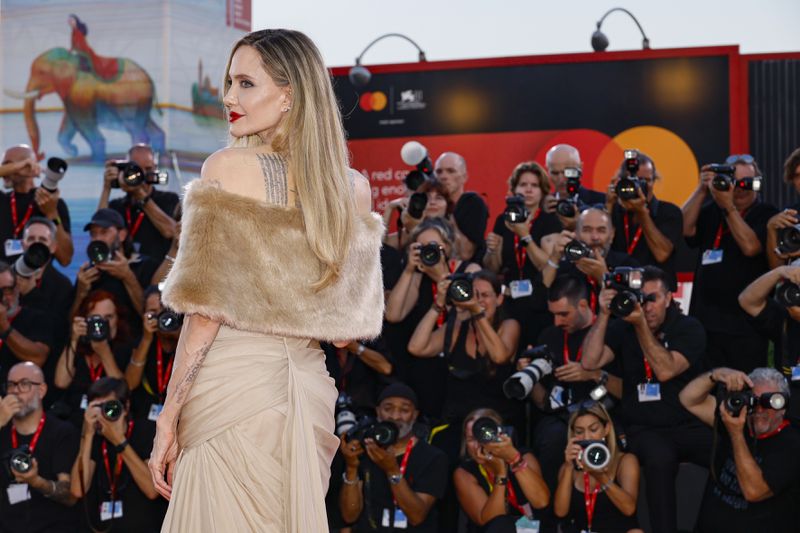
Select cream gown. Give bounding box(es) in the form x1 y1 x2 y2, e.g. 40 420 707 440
160 154 340 532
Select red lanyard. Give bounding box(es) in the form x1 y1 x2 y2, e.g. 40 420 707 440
586 277 598 313
431 260 456 327
125 206 145 239
392 437 416 505
623 213 643 256
643 357 654 382
753 419 789 440
479 464 526 515
101 420 134 501
563 330 582 364
713 207 750 249
513 208 541 278
583 472 600 531
10 192 35 238
11 413 46 451
155 339 174 400
86 357 104 383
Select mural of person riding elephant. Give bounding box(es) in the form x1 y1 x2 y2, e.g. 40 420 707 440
9 15 165 162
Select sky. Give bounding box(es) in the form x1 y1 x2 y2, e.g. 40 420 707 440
253 0 800 68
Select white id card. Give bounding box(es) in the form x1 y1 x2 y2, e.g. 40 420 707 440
4 239 22 257
515 517 540 533
638 382 661 402
792 366 800 382
80 394 88 410
6 483 30 505
382 508 408 529
148 403 164 421
549 385 566 410
510 279 533 299
701 249 724 265
100 501 123 521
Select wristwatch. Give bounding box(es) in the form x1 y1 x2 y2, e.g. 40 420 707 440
114 439 129 453
519 235 533 246
388 473 403 485
495 476 508 486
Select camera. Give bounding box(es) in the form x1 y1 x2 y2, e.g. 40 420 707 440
503 345 554 400
334 393 357 437
8 446 33 474
575 440 611 471
564 167 582 197
776 224 800 255
100 399 124 421
41 157 67 192
14 242 51 278
111 161 168 188
723 388 788 417
504 195 530 224
775 281 800 307
556 197 578 218
86 240 112 266
147 309 183 332
615 177 648 201
603 267 646 318
564 239 592 262
471 416 507 445
85 315 110 342
406 192 428 219
346 417 399 448
401 141 435 191
418 242 443 267
709 165 761 193
447 272 473 304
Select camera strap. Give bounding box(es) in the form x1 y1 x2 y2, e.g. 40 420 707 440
583 472 600 531
125 206 145 239
155 339 174 401
623 213 643 255
101 420 134 501
713 206 752 249
11 413 46 452
586 277 598 314
513 208 541 278
563 331 582 364
478 464 526 516
10 192 34 239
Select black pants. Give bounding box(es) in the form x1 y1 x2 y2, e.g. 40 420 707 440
627 422 712 533
704 330 767 373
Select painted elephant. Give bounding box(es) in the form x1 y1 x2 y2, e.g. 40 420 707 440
11 47 165 162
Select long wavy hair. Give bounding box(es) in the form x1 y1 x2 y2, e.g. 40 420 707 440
223 29 353 290
566 401 622 477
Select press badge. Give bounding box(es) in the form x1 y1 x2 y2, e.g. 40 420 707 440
4 239 22 257
100 501 123 521
509 279 533 299
382 507 408 529
638 383 661 402
791 366 800 381
701 249 723 265
148 403 164 421
6 483 30 505
80 394 88 410
515 516 540 533
549 385 566 410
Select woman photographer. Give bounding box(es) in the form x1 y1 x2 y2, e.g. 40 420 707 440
453 408 549 532
554 402 642 533
383 179 455 250
54 290 132 428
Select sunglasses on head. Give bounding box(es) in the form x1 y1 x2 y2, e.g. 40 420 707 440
725 154 755 165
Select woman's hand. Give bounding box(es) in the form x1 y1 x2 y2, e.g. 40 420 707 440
564 437 582 467
476 444 507 478
72 316 87 339
435 278 451 308
483 434 518 464
405 243 423 273
149 420 180 500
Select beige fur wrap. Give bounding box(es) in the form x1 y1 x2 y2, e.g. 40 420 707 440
161 179 385 341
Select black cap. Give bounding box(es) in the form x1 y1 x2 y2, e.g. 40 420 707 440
83 208 125 232
377 382 418 407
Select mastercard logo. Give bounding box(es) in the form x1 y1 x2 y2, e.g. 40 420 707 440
359 91 388 112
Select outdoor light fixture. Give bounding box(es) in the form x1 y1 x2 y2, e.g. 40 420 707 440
591 7 651 52
349 33 427 88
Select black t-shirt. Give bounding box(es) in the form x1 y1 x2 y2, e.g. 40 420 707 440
0 307 54 384
83 418 167 533
697 422 800 533
21 263 72 350
109 189 179 262
356 439 448 532
687 200 778 335
0 189 71 263
576 186 606 207
129 337 176 421
0 415 79 533
324 337 394 412
605 306 706 427
555 250 640 313
610 198 683 289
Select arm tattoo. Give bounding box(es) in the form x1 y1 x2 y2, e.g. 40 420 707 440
46 479 74 505
173 341 211 404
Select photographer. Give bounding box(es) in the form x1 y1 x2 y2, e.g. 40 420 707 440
453 408 549 532
71 208 159 321
125 286 181 421
543 144 606 223
70 377 166 532
408 270 519 422
54 290 131 429
553 402 641 533
738 264 800 426
484 162 562 346
339 383 448 532
682 155 777 371
0 362 78 532
99 144 178 261
0 145 73 266
580 266 710 533
764 147 800 269
383 179 454 251
18 218 72 326
607 152 683 288
679 367 800 533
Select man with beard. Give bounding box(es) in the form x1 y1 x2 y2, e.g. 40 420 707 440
338 383 448 532
0 362 79 532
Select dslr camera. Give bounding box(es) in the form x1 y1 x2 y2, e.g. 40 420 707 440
111 161 168 188
503 345 554 400
722 387 787 417
775 223 800 255
564 239 592 262
603 267 647 318
504 195 530 224
5 445 34 474
575 440 611 471
709 164 762 192
406 192 428 219
418 242 443 267
447 272 473 304
41 157 68 192
555 168 582 218
471 416 515 445
14 242 51 278
99 399 124 421
86 240 113 266
615 150 649 201
146 309 184 332
346 417 399 448
400 141 436 191
84 315 110 343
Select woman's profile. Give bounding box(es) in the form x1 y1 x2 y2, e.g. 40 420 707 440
147 29 384 532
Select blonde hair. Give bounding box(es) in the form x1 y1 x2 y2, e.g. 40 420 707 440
460 407 504 458
223 29 352 290
566 402 622 476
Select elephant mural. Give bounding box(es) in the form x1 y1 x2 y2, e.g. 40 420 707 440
8 47 165 162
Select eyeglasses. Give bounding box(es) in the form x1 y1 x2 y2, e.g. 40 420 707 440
3 379 43 393
0 284 16 296
567 398 600 414
725 154 755 165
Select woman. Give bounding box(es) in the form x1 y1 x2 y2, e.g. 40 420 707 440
407 270 520 421
54 290 132 428
453 408 549 532
554 402 642 533
148 30 384 532
383 179 455 250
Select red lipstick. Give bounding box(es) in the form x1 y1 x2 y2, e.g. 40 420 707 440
229 112 243 123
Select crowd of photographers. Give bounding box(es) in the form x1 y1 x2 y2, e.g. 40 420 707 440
0 139 799 532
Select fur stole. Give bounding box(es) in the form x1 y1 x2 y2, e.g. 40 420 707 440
162 179 385 341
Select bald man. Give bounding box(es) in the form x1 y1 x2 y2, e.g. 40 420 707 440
543 144 606 215
0 145 73 266
1 362 79 531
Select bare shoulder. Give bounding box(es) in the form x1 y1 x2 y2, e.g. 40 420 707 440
200 148 240 187
349 168 372 214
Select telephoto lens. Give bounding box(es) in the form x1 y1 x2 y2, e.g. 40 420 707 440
41 157 67 192
14 242 51 278
334 393 357 437
576 440 611 471
407 192 428 219
471 417 503 445
503 345 554 400
418 243 442 267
